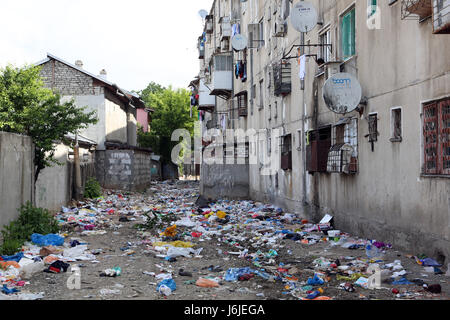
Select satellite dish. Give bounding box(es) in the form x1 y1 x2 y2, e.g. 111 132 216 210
290 1 318 33
323 73 362 114
198 9 208 20
231 34 248 51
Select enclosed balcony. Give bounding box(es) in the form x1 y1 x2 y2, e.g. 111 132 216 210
198 79 215 112
198 35 205 59
210 55 233 100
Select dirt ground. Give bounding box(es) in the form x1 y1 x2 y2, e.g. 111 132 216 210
24 181 449 301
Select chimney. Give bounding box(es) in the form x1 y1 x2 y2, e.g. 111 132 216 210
99 69 107 79
75 60 83 68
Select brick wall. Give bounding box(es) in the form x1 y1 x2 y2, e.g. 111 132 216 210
40 60 104 96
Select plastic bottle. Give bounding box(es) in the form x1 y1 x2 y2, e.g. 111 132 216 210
365 244 382 259
158 285 172 296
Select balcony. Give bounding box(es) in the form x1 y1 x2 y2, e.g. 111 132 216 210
198 79 215 111
220 16 232 40
198 36 205 59
205 15 214 34
401 0 433 20
210 55 233 100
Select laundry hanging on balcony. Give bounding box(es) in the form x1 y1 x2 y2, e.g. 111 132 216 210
235 61 248 82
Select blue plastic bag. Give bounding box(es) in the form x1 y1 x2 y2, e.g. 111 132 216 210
2 285 20 295
225 268 256 282
156 279 176 292
31 233 65 247
307 274 325 286
1 251 24 262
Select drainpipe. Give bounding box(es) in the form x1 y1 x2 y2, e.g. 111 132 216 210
301 31 307 207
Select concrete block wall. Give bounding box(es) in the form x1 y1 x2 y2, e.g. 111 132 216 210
40 60 104 96
95 150 151 191
201 163 249 200
0 132 34 227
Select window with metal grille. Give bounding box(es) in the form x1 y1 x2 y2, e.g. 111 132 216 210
366 114 378 152
423 98 450 175
391 108 403 142
281 134 292 171
273 61 292 96
237 91 248 117
327 118 359 174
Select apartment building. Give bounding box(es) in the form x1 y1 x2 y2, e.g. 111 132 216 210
195 0 450 262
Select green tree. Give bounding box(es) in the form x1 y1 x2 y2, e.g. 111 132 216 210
0 65 98 180
138 84 196 164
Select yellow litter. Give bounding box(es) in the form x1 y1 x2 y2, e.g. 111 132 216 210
153 241 195 248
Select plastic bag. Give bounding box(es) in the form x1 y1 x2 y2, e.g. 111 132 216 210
31 234 64 247
166 246 194 258
196 278 219 288
157 279 176 295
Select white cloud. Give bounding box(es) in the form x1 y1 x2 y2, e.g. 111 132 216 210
0 0 213 91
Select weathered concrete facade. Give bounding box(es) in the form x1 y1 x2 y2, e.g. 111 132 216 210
0 132 34 227
196 0 450 263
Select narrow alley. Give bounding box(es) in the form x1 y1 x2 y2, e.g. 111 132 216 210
2 181 447 301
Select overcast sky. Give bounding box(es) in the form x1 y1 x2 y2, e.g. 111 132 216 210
0 0 213 92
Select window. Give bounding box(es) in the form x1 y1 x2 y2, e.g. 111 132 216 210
297 130 302 150
319 28 331 65
268 104 272 121
237 91 248 117
327 118 358 174
341 7 356 59
306 126 332 173
258 19 264 49
367 113 378 151
259 79 264 109
423 98 450 175
367 0 377 17
391 108 402 142
214 55 233 71
281 134 292 171
274 101 278 119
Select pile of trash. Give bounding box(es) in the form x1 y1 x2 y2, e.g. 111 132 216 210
1 181 447 300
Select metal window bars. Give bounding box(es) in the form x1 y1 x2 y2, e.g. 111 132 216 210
401 0 433 20
327 118 359 174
